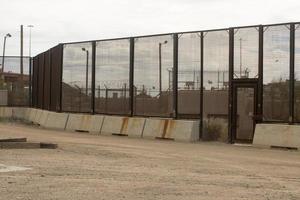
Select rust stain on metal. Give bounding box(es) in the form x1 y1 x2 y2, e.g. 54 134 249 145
120 117 129 135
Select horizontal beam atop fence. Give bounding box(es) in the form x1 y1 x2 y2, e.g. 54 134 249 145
60 21 300 46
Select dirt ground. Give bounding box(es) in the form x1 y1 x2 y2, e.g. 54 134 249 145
0 123 299 200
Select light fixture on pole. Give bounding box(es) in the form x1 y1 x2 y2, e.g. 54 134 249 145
27 25 34 57
1 33 12 73
158 40 168 95
82 48 89 95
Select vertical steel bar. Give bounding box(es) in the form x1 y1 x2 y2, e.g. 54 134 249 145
49 49 52 111
20 25 24 107
91 41 96 114
33 57 36 107
59 44 64 112
173 33 178 119
36 56 39 108
29 57 32 107
129 37 135 116
258 25 264 121
200 32 204 140
159 43 162 95
85 51 89 96
290 23 295 123
228 28 234 143
42 53 46 109
20 25 24 75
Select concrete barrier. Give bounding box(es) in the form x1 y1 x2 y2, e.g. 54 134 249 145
101 116 129 135
66 114 104 133
125 117 146 138
84 115 104 134
0 107 13 118
143 118 200 142
28 108 37 122
12 107 26 120
65 114 82 131
253 124 300 149
0 106 201 143
33 109 43 124
38 110 50 127
23 108 32 121
173 120 200 142
143 118 173 139
44 112 69 130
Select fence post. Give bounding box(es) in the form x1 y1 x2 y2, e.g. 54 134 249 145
42 53 46 109
29 57 32 107
258 25 264 122
200 32 204 140
49 49 52 110
91 41 96 114
228 28 234 143
59 44 64 112
290 23 295 124
173 34 178 119
36 55 40 108
129 37 135 117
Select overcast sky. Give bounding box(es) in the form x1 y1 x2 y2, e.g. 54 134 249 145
1 0 300 56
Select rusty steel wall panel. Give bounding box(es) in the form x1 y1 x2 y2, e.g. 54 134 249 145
37 54 44 109
43 50 51 110
50 44 63 112
32 56 39 107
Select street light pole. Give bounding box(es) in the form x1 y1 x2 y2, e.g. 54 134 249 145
27 25 34 57
158 40 168 94
82 48 89 95
1 33 12 73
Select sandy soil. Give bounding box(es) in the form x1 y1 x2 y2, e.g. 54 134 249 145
0 122 299 200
